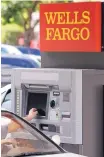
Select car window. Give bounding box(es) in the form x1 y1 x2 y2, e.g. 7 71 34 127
1 47 8 54
18 47 30 54
17 47 40 56
1 111 62 157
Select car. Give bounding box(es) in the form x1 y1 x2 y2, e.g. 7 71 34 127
1 44 41 63
16 46 40 56
1 54 41 68
1 54 41 87
1 84 11 111
1 110 86 157
1 44 22 55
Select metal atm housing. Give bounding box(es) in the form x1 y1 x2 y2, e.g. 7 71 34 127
12 68 82 144
11 68 104 157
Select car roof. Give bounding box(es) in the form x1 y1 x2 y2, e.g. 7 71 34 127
1 44 13 48
1 44 13 47
1 44 22 50
1 84 11 93
1 44 22 54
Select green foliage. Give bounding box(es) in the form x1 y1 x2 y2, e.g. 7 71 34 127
1 1 41 30
1 24 24 45
2 31 21 46
1 0 41 46
1 0 71 27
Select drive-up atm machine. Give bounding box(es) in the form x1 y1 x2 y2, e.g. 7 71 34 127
11 68 104 157
12 68 83 144
11 2 104 157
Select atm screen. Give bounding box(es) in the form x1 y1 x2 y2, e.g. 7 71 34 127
26 92 47 117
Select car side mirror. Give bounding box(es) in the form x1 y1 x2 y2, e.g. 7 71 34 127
52 135 61 145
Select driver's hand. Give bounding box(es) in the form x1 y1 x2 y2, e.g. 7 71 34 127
27 108 38 121
1 139 17 147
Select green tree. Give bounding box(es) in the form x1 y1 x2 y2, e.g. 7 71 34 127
1 0 72 46
1 0 42 46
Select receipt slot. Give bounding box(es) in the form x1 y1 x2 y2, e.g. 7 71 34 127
11 68 104 157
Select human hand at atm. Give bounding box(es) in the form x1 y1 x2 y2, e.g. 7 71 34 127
26 108 38 121
6 108 38 133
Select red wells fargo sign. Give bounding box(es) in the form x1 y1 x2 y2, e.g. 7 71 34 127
40 2 101 52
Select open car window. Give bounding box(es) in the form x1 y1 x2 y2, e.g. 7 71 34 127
1 111 63 157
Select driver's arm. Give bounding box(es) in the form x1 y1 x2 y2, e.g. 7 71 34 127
1 139 16 145
8 108 38 133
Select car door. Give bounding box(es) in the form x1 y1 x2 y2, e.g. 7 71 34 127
1 110 64 157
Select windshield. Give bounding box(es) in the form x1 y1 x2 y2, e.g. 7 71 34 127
1 111 62 157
